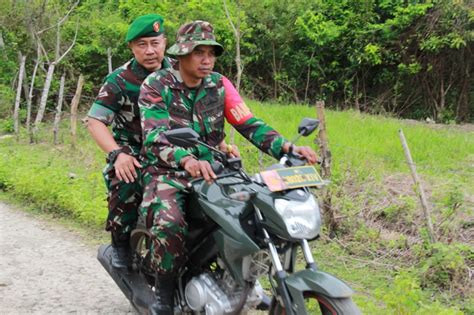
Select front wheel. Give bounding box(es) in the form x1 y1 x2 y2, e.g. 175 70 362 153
269 291 360 315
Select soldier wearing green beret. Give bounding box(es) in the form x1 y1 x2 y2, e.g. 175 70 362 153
86 14 175 269
138 20 318 314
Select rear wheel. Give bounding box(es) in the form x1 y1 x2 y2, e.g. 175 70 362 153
130 229 155 285
269 291 360 315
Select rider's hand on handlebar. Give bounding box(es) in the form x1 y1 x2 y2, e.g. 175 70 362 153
114 153 142 183
288 145 319 165
181 157 217 183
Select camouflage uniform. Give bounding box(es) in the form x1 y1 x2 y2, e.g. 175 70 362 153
88 57 175 240
138 63 290 274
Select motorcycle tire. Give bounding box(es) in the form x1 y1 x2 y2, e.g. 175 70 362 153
269 291 361 315
130 229 155 285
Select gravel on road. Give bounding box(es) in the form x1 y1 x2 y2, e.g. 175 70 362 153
0 202 134 315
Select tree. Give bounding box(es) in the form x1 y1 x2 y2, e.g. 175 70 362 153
32 1 79 141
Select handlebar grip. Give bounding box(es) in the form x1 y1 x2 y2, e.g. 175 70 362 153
173 170 189 178
285 152 306 167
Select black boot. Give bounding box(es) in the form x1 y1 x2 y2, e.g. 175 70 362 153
149 274 175 315
256 292 272 310
110 232 131 269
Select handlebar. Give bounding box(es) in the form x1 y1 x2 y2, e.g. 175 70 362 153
173 170 189 178
168 160 226 179
280 152 306 167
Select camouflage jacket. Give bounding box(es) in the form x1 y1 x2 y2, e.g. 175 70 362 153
139 64 290 170
87 57 175 156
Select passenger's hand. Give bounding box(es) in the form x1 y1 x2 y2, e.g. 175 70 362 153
114 153 142 183
218 142 240 158
225 144 240 158
182 158 217 183
292 145 319 165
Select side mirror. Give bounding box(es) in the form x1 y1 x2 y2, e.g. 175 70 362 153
163 128 200 148
298 118 319 136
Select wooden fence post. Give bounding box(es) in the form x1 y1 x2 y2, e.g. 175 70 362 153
315 100 336 235
70 74 84 149
14 53 27 139
399 129 436 243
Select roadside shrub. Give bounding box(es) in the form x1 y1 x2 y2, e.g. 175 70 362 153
377 271 462 314
0 84 14 120
419 242 471 295
0 138 107 227
380 195 416 223
0 118 14 133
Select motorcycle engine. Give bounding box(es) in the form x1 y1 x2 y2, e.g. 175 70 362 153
185 272 264 315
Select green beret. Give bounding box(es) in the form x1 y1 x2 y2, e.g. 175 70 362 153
125 14 165 43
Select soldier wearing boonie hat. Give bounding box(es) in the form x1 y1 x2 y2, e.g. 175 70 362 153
138 20 318 314
166 20 224 56
86 14 176 272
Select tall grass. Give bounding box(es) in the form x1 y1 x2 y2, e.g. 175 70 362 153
237 101 473 187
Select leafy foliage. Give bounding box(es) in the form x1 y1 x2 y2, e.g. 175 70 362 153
1 0 471 123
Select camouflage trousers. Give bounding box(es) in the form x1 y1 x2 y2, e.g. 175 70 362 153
140 168 189 274
103 160 142 241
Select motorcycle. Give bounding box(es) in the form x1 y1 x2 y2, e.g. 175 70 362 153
98 118 360 314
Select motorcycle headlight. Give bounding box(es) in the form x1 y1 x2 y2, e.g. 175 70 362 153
274 195 321 239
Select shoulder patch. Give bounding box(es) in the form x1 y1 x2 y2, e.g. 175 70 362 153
97 86 108 98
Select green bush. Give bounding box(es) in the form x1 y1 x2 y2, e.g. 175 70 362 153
0 118 14 133
419 242 471 294
380 195 416 223
376 272 462 315
0 138 107 227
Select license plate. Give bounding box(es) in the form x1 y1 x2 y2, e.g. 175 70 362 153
260 165 323 192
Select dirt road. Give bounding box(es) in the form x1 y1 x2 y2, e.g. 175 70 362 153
0 202 134 314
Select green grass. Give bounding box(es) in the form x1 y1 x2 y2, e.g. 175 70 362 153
0 104 472 314
242 101 473 181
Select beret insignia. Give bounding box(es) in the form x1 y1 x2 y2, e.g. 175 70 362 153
153 21 160 32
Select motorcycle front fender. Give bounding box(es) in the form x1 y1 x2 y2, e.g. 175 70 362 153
284 269 353 311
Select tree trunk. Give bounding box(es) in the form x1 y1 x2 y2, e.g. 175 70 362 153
107 47 113 74
27 53 40 137
438 76 445 120
354 74 360 112
33 62 56 142
223 0 244 144
304 51 315 103
272 41 278 100
14 54 27 139
234 33 242 92
70 74 84 149
456 56 470 122
53 73 66 145
0 31 6 59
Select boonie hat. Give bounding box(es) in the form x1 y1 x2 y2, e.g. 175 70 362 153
167 20 223 56
125 14 165 43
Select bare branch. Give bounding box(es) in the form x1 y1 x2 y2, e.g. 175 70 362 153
36 0 80 35
56 19 79 64
55 21 61 60
26 20 50 64
223 0 238 38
